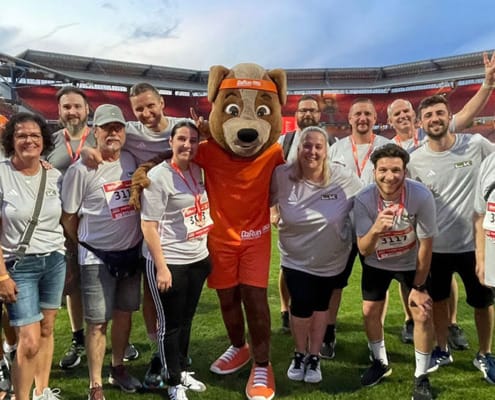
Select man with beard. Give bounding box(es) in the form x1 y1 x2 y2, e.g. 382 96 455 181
354 144 436 399
47 87 96 371
408 95 495 383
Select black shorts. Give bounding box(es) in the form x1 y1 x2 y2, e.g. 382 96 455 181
361 262 422 301
430 252 493 308
333 243 361 289
282 267 340 318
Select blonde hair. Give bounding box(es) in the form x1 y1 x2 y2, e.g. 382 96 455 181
290 126 331 187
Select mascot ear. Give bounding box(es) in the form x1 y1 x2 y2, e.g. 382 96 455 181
267 68 287 106
208 65 230 103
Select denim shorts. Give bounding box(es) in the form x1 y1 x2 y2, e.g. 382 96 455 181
6 251 66 327
80 263 141 324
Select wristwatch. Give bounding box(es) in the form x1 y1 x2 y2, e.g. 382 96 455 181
412 283 427 292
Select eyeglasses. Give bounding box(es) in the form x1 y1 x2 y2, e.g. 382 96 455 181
14 134 43 142
297 108 320 114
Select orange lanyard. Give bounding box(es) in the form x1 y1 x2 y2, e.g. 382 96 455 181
377 186 406 217
350 134 375 178
64 127 90 164
394 130 419 150
171 162 204 222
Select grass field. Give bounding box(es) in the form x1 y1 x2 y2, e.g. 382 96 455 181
49 232 494 399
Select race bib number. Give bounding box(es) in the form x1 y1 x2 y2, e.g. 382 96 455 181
376 225 416 260
103 180 136 220
182 201 213 240
484 202 495 241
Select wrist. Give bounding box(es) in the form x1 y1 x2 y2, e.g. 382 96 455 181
412 282 427 292
0 274 10 282
482 80 495 89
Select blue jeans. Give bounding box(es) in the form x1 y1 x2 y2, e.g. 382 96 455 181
6 251 66 327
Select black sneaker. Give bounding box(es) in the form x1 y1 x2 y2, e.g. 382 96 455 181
427 346 453 373
401 319 414 344
0 360 11 393
59 339 85 369
281 311 290 334
319 339 336 360
361 359 392 387
412 374 433 400
143 353 164 389
448 324 469 350
109 364 143 393
123 343 140 362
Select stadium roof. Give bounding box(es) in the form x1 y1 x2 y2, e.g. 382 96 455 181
0 48 492 94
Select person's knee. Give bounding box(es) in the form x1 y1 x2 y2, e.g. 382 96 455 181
18 331 41 359
362 301 382 321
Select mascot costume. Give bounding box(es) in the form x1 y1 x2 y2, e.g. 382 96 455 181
132 63 286 400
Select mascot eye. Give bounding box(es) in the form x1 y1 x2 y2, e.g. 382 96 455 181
225 104 240 117
256 105 271 117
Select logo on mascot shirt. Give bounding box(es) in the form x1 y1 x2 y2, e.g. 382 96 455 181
240 224 271 240
219 78 278 94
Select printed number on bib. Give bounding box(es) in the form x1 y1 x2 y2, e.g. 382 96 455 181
484 202 495 241
182 201 213 240
376 225 416 260
103 180 136 220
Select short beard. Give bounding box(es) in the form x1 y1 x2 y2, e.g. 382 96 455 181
297 117 317 130
63 120 87 136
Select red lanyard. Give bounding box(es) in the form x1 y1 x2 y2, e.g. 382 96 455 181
394 130 419 150
350 134 375 178
64 127 90 164
171 162 204 222
377 186 406 217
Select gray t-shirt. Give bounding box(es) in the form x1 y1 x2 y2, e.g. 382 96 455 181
409 133 495 253
0 160 65 260
46 128 97 174
61 151 142 265
271 162 362 277
329 134 391 185
141 161 210 265
354 179 438 271
474 152 495 287
124 117 184 165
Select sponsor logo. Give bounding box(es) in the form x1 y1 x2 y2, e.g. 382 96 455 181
240 224 270 240
454 160 472 168
321 193 337 200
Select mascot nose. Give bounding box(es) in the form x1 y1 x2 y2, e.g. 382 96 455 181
237 128 258 143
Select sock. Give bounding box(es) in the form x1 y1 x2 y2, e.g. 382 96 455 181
370 339 388 365
414 349 431 377
324 324 336 343
73 329 84 345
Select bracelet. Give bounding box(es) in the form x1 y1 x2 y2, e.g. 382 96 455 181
0 274 10 282
482 80 495 89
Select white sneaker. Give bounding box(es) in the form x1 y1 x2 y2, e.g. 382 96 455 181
167 384 188 400
304 355 322 383
181 371 206 392
287 352 305 381
33 388 62 400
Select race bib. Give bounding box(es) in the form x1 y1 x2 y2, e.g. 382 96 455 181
376 225 417 260
483 202 495 241
103 180 136 220
182 201 213 240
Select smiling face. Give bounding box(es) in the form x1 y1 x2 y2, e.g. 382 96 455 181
129 90 165 132
94 122 126 157
419 102 451 139
13 120 44 162
388 99 416 136
374 157 406 200
295 99 321 130
348 101 377 137
298 129 327 174
58 92 89 136
170 125 199 168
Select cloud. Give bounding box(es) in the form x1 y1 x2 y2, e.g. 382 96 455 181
131 20 179 40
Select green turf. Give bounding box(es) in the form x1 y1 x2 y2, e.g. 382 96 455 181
50 232 493 399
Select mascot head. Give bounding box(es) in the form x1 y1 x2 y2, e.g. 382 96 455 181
208 63 287 158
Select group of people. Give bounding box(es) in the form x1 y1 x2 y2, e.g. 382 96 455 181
0 51 493 400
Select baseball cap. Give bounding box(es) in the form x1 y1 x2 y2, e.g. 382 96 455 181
93 104 125 126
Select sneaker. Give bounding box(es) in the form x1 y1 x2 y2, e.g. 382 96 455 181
427 346 453 373
88 384 105 400
304 355 322 384
401 319 414 344
123 343 140 362
412 374 433 400
108 364 142 393
0 361 11 393
245 363 275 400
287 352 305 381
448 324 469 350
320 339 336 360
281 311 290 334
167 384 188 400
143 353 164 390
32 388 62 400
360 359 392 387
181 371 206 392
473 352 495 384
210 344 251 375
59 339 85 369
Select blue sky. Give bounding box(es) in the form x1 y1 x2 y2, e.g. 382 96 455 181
1 0 494 70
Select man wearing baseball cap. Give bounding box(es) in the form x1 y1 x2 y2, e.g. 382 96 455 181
61 104 143 399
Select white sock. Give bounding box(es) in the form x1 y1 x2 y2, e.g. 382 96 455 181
370 339 388 365
414 349 431 377
2 341 16 354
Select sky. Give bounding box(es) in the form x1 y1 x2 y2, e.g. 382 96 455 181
1 0 495 71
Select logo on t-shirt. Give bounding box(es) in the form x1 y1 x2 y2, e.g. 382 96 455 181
321 192 337 200
454 160 472 169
